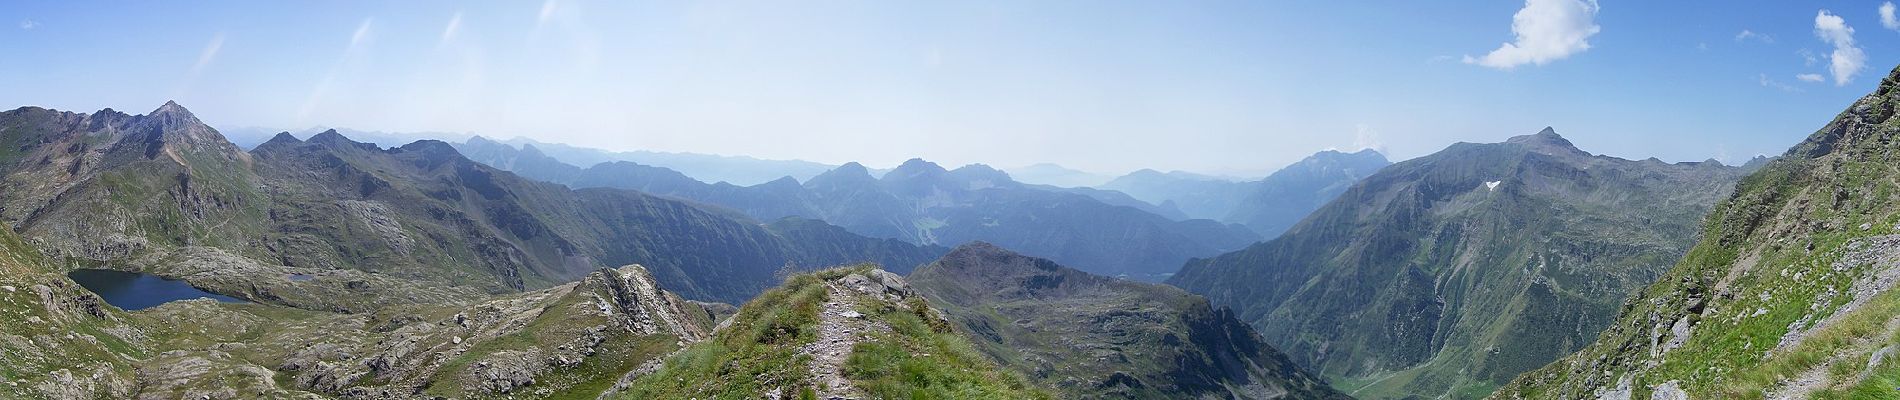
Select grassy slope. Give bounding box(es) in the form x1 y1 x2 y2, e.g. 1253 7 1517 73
1495 65 1900 400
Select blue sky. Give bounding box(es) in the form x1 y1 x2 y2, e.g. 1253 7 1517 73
2 1 1897 175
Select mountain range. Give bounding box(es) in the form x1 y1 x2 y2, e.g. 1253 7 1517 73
453 137 1263 280
3 63 1869 399
1003 163 1118 188
0 102 939 304
1103 149 1391 237
1169 128 1756 399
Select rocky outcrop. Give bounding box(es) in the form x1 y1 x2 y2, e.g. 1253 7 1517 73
260 264 715 398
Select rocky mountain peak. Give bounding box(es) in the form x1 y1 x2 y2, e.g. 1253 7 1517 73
397 139 462 157
152 100 190 116
263 132 301 146
518 143 549 158
304 129 385 153
1505 126 1586 156
141 101 206 132
308 129 347 143
806 162 877 188
884 158 948 182
835 161 870 175
948 164 1015 187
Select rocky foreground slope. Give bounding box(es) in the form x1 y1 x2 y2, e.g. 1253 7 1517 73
0 218 726 399
1493 64 1900 400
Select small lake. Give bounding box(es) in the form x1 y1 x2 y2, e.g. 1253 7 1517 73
67 269 247 311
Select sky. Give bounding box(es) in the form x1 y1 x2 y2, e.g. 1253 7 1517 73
2 1 1898 176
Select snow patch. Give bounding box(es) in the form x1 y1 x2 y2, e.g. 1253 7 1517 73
1485 181 1502 191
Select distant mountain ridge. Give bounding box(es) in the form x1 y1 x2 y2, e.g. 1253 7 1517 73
455 138 1261 280
1003 163 1116 188
499 137 844 185
1101 149 1391 238
1169 128 1752 399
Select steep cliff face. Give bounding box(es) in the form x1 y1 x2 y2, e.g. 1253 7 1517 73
1495 64 1900 400
911 243 1349 399
1169 129 1751 399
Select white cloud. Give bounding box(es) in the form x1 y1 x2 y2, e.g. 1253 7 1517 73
1352 124 1387 154
1796 73 1825 82
1463 0 1602 70
1759 74 1801 92
1814 10 1866 86
1882 2 1898 30
18 19 37 30
538 0 559 25
191 32 225 74
299 17 378 123
350 18 374 47
1735 29 1774 43
441 12 463 44
1798 48 1819 66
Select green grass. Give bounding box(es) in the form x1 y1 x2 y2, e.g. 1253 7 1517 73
614 268 846 398
844 297 1048 400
